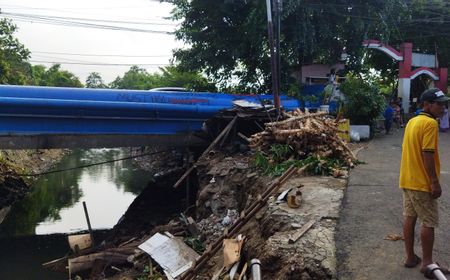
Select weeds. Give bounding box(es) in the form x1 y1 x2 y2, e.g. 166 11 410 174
184 236 205 254
252 146 351 177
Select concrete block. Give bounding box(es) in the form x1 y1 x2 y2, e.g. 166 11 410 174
350 125 370 140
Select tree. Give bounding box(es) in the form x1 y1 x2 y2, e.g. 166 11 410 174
170 0 450 93
86 72 107 88
36 64 83 88
0 19 32 85
362 0 450 89
170 0 401 93
110 65 215 91
109 66 160 90
159 66 216 91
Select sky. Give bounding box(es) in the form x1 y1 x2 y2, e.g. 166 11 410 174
0 0 183 83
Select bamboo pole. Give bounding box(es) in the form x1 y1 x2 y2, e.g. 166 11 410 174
173 116 238 188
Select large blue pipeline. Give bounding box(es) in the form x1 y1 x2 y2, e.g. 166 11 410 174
0 85 300 136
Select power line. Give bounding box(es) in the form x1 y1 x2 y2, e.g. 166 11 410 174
32 51 171 58
2 11 178 26
1 13 174 34
29 60 170 67
30 55 169 66
0 5 176 25
0 149 171 177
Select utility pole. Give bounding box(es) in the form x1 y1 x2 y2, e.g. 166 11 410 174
275 0 282 104
265 0 281 113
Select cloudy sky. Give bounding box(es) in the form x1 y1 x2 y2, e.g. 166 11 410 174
0 0 183 83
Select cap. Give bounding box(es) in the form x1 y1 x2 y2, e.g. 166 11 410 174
420 88 450 103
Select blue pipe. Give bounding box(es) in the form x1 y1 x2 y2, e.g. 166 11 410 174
0 85 299 108
0 85 301 136
0 97 224 119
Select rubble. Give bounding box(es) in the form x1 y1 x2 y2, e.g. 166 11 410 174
41 109 359 280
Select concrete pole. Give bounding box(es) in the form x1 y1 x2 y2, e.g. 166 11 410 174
399 43 413 113
435 68 448 93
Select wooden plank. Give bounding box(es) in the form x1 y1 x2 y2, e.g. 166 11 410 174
288 219 316 244
237 262 248 280
173 116 238 188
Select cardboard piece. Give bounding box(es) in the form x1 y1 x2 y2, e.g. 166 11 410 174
223 235 244 269
68 234 93 252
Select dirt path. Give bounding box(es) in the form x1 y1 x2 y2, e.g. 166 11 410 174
336 130 450 279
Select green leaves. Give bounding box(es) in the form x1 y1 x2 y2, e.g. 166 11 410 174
339 74 385 125
109 65 215 91
0 19 31 85
252 143 350 177
86 72 107 89
34 64 83 88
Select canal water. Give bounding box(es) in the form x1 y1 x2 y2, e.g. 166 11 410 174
0 149 154 279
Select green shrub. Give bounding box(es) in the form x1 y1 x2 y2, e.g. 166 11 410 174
339 74 385 125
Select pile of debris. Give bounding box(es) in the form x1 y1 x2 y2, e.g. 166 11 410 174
249 110 356 176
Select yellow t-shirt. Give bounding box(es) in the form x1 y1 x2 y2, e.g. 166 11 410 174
399 112 440 192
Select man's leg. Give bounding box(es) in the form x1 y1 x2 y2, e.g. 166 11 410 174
403 215 417 263
421 226 434 269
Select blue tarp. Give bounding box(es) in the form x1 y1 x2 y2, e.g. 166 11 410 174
301 84 339 112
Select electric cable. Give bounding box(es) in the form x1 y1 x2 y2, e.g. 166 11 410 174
1 149 173 177
31 51 171 58
29 60 170 66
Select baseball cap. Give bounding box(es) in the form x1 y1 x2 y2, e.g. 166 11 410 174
420 88 450 103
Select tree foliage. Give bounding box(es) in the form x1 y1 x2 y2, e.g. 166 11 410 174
339 74 385 125
0 19 31 85
109 65 215 91
86 72 107 88
34 64 83 88
0 19 84 87
169 0 450 93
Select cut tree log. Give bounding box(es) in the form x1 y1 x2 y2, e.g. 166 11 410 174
68 247 135 275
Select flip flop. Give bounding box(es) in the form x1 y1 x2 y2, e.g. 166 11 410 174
404 254 421 268
434 263 450 274
421 262 450 279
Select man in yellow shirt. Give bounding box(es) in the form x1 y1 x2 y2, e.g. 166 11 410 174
400 88 449 274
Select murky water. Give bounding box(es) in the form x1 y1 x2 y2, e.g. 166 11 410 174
0 148 153 279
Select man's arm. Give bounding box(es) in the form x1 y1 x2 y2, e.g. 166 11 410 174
422 151 441 199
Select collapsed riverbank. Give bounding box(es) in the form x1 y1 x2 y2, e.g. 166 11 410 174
76 110 360 280
0 149 67 223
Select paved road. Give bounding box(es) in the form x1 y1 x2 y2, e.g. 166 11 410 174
336 129 450 279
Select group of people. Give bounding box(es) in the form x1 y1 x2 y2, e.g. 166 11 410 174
399 88 449 276
384 97 450 134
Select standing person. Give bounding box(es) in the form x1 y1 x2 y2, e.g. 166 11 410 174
439 105 449 132
400 88 449 275
383 101 394 134
393 102 404 128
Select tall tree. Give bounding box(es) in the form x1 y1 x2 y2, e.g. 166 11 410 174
0 19 31 85
110 65 215 91
109 66 161 90
35 64 83 88
170 0 450 93
86 72 107 88
363 0 450 89
159 65 216 91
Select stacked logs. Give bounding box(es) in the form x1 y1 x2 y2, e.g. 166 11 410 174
249 109 356 165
